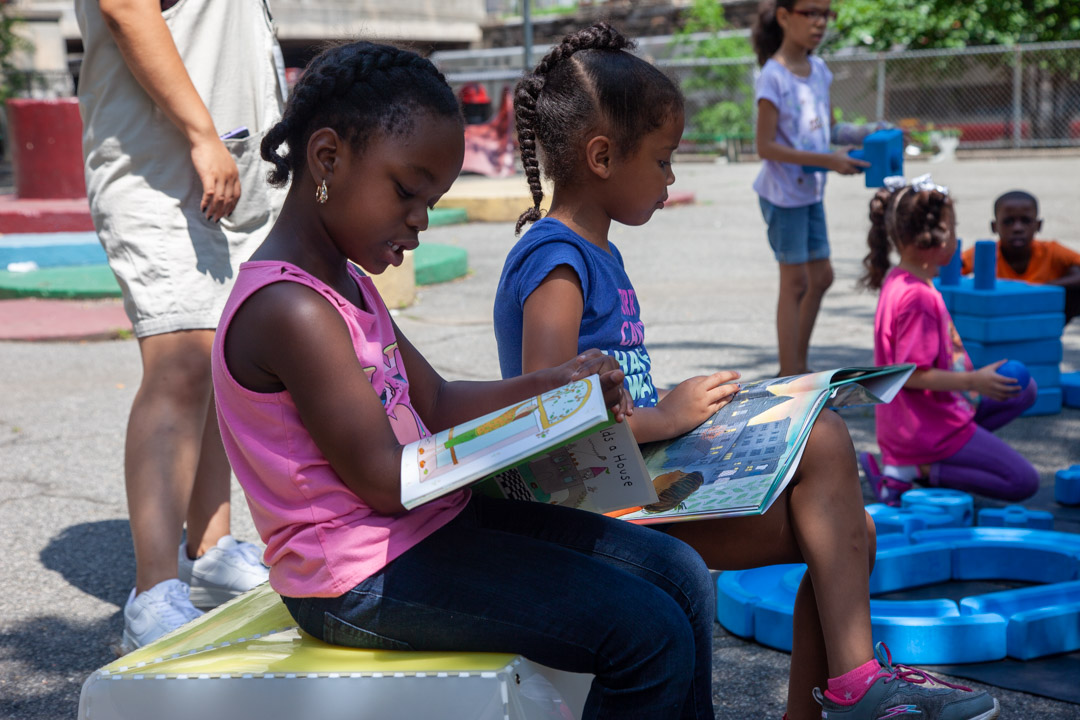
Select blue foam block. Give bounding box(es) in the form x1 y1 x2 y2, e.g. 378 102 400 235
960 579 1080 616
1021 387 1062 417
953 312 1065 343
934 275 970 312
1006 602 1080 660
977 505 1054 530
912 527 1080 555
871 614 1007 665
1056 466 1080 505
715 564 802 638
900 489 974 527
939 242 963 286
963 338 1063 368
876 533 913 551
860 129 904 187
869 543 952 594
947 277 1065 317
871 598 960 618
973 240 998 291
800 129 903 188
754 597 797 652
1025 363 1059 389
1062 372 1080 408
865 503 955 537
950 540 1078 583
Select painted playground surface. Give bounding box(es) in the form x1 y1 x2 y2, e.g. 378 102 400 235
2 155 1080 719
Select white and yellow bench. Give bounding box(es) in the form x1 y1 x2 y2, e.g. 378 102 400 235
79 584 593 720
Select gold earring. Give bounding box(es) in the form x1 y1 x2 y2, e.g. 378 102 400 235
316 179 328 204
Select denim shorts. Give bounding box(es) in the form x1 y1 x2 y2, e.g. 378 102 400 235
758 197 830 265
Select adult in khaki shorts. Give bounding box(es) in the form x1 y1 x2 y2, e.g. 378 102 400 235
75 0 286 650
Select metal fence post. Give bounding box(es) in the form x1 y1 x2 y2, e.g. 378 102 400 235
1012 46 1023 148
876 54 886 122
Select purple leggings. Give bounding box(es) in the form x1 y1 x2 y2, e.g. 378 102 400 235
928 379 1040 501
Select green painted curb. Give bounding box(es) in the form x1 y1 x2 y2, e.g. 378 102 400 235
414 243 468 286
0 242 470 298
428 207 468 227
0 265 121 299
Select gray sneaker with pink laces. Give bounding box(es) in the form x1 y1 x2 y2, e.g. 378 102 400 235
814 643 999 720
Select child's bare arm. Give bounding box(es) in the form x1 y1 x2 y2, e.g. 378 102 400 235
227 283 628 514
633 373 741 443
518 270 738 443
755 99 868 174
396 325 630 431
1049 265 1080 288
520 266 586 375
905 360 1019 402
226 282 411 514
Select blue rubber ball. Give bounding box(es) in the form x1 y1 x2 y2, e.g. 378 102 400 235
997 360 1030 388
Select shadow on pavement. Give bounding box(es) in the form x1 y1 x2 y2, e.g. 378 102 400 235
0 521 136 719
40 520 134 608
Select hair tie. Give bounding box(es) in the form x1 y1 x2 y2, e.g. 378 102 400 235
883 174 949 246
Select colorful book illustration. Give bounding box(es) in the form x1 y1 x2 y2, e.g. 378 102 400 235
400 375 656 513
616 365 915 524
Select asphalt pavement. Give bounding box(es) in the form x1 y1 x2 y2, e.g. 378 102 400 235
2 154 1078 719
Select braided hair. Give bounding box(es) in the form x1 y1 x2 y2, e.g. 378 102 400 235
513 22 683 234
860 185 954 291
261 41 461 187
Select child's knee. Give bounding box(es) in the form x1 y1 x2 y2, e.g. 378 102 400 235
809 408 853 452
810 263 834 293
1004 463 1040 502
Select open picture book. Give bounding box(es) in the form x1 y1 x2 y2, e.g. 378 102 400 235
612 364 916 524
399 375 658 513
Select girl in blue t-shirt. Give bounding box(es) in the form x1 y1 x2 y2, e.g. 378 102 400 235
494 21 999 720
752 1 883 377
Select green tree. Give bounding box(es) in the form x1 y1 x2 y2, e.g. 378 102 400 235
0 4 32 103
825 1 1080 140
671 0 754 147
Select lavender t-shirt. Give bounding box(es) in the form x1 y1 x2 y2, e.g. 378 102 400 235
753 55 833 208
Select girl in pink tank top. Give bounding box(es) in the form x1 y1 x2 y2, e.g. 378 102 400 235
210 40 724 719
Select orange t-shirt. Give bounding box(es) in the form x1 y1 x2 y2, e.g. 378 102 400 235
961 240 1080 284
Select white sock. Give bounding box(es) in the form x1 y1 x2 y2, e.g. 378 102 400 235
883 464 919 482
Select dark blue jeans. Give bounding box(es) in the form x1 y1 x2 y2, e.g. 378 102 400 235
281 494 715 719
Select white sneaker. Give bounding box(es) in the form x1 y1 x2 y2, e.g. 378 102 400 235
122 579 203 653
178 534 269 608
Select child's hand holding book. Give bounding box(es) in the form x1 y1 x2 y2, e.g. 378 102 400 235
558 348 634 423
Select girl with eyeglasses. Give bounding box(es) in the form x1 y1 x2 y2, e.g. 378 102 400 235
751 1 885 377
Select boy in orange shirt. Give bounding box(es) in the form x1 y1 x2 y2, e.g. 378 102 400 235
962 190 1080 323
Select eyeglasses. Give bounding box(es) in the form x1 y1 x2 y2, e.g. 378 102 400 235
790 8 838 22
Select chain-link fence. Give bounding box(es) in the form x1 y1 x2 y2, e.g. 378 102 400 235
434 38 1080 155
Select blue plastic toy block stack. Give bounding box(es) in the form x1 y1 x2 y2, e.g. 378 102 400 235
801 128 903 187
936 239 1066 416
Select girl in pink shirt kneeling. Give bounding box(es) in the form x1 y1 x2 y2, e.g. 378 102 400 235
859 177 1038 506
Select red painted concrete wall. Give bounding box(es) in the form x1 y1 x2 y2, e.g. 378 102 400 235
6 98 86 200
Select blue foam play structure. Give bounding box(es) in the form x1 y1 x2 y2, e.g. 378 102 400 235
801 128 903 187
938 241 1067 416
865 503 956 538
715 522 1080 664
963 338 1063 367
900 488 975 527
1062 371 1080 408
977 505 1054 530
1056 466 1080 505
